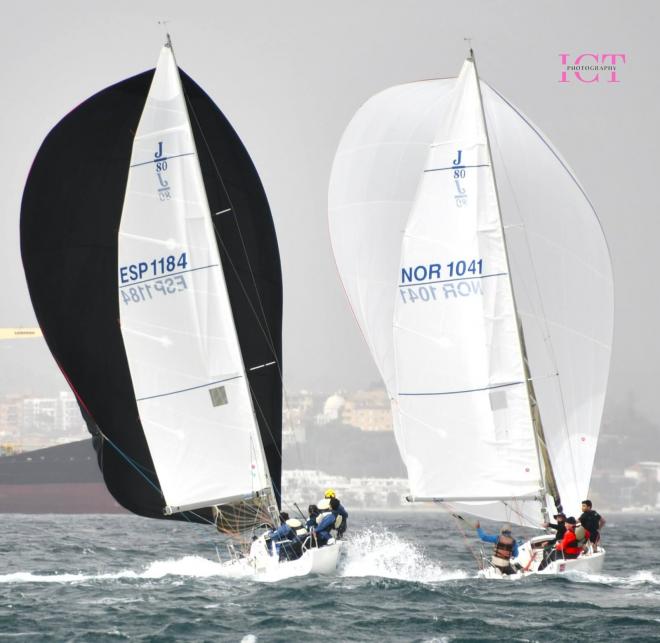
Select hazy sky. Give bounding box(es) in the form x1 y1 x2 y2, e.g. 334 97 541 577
1 1 657 421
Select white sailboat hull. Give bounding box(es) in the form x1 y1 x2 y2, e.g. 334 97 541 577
481 536 606 578
224 535 343 580
534 550 605 575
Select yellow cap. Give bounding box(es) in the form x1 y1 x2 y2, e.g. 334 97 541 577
324 488 336 499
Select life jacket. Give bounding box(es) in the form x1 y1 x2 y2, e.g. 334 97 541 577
491 534 514 567
316 511 342 531
574 525 588 547
286 518 308 538
559 530 582 556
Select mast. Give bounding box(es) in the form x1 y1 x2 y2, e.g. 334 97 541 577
469 49 561 520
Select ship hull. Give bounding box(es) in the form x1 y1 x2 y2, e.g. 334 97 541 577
0 439 126 513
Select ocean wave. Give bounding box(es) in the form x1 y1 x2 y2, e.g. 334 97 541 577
0 555 242 584
560 569 660 587
339 528 468 583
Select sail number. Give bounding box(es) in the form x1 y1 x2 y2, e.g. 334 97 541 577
119 253 188 284
121 276 188 305
400 280 483 304
399 258 485 304
400 259 483 284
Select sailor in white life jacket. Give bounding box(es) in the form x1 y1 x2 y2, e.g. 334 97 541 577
475 521 520 575
311 497 344 546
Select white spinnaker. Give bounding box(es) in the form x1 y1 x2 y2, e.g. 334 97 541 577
329 62 612 527
483 83 613 518
117 45 271 513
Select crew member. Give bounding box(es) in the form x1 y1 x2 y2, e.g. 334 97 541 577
311 498 343 547
579 499 605 551
543 512 568 544
537 516 588 571
540 512 568 568
266 512 301 561
475 521 520 575
323 488 348 538
306 504 320 530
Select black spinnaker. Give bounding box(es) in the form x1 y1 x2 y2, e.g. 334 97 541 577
20 67 282 523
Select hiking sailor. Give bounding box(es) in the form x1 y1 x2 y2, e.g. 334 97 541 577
322 488 348 538
475 522 520 575
311 498 344 547
579 499 605 552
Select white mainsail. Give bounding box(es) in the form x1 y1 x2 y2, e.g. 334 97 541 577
117 43 271 514
329 57 613 527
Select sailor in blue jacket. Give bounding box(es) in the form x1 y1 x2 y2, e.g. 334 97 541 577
311 497 346 546
267 512 299 560
324 488 348 538
306 504 320 530
475 521 520 574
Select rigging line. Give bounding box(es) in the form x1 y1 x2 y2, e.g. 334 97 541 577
501 499 542 528
211 228 277 357
424 163 490 173
185 509 217 527
98 429 163 497
182 80 296 449
247 382 283 462
442 502 484 570
130 152 195 168
181 80 298 451
397 272 507 287
211 225 298 441
136 375 243 402
486 107 580 495
182 89 278 356
211 225 279 359
52 358 163 496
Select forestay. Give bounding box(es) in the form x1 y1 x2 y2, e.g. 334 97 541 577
118 44 271 513
329 59 612 527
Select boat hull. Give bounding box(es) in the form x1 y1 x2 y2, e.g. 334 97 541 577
482 536 606 578
225 536 343 580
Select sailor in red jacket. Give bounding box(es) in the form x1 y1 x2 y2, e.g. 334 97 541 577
538 516 589 571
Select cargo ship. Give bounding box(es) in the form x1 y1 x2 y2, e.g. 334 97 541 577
0 439 125 513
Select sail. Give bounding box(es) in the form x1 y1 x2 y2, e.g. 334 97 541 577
329 62 612 527
117 44 270 513
482 83 613 518
21 50 282 520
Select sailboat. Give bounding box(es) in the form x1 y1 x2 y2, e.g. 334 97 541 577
20 36 341 577
328 51 613 575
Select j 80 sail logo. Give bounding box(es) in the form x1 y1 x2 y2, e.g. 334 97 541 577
559 53 626 83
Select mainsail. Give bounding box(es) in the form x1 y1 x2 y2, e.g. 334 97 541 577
329 56 613 527
118 42 272 515
21 41 282 527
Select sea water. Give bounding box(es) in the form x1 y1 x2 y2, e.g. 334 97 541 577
1 512 658 641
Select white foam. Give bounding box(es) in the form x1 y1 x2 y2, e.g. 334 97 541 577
0 555 244 584
557 569 660 586
339 528 468 583
140 555 228 579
